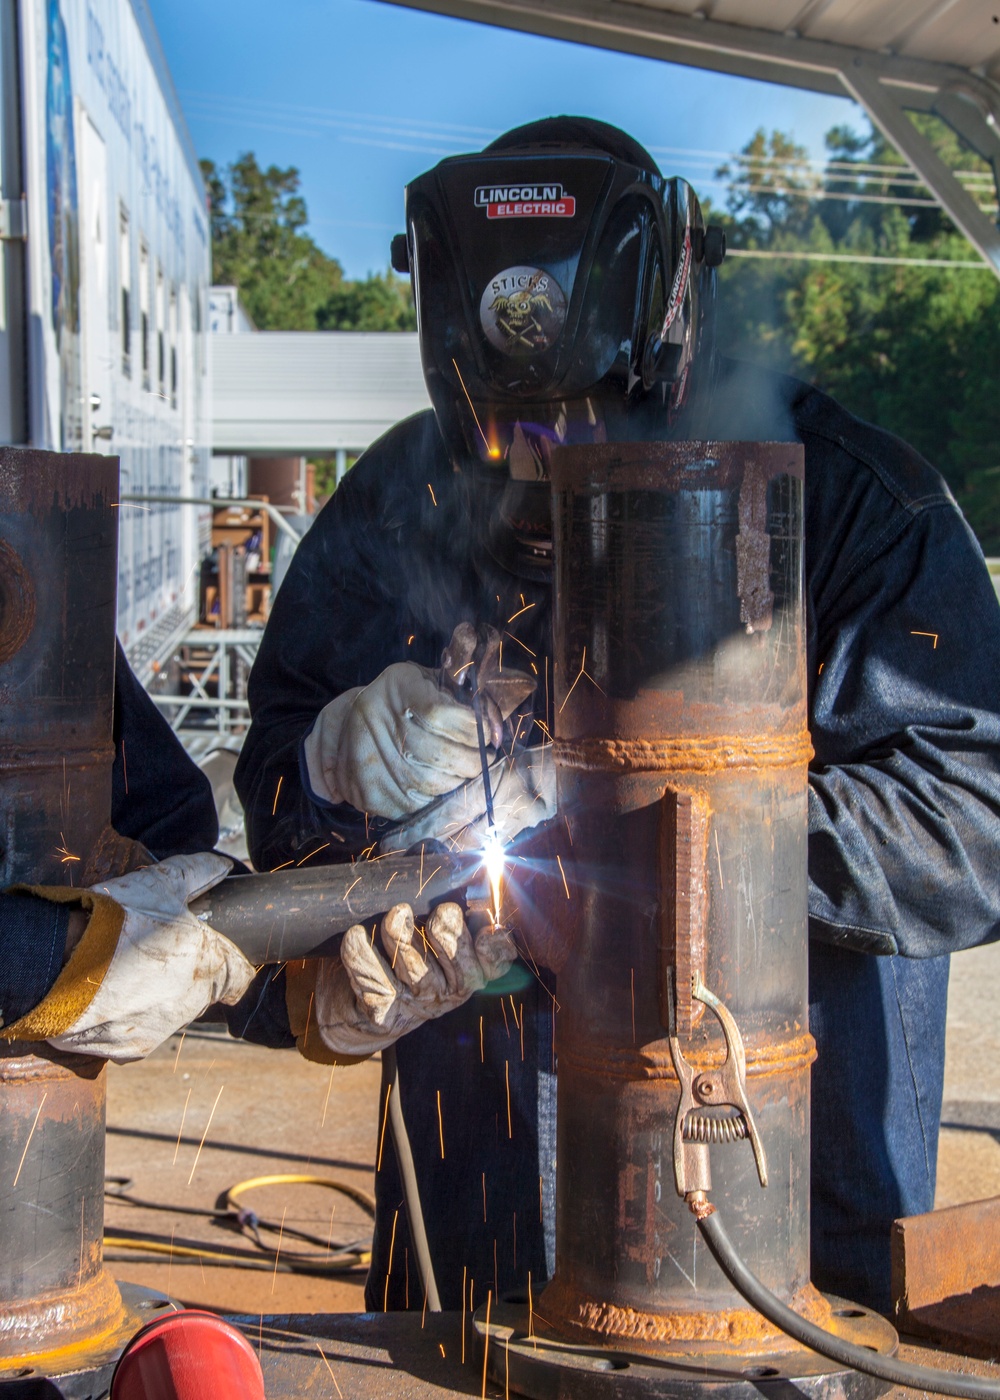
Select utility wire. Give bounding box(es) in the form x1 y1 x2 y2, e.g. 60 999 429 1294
726 248 990 269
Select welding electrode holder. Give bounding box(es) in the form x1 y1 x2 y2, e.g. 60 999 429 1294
667 969 768 1202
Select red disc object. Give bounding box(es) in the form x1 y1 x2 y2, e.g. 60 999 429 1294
111 1308 266 1400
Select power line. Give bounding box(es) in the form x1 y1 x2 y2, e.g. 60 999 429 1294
726 248 990 269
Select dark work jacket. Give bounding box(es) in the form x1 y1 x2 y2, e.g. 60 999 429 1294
0 644 220 1027
236 367 1000 961
232 363 1000 1309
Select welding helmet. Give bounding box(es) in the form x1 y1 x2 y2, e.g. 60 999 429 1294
392 117 725 577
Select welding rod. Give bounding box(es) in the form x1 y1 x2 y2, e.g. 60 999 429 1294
188 852 481 964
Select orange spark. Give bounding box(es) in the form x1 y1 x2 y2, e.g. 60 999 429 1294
315 1344 345 1398
505 1060 512 1138
13 1092 47 1188
427 483 438 506
173 1086 192 1166
557 645 605 714
437 1089 445 1159
911 630 939 648
451 358 495 456
481 1291 492 1400
297 842 331 866
556 854 571 900
321 1065 336 1127
377 1084 392 1172
504 631 536 658
507 601 536 623
384 1209 399 1311
270 1204 288 1294
172 1031 187 1073
187 1085 225 1185
271 775 284 815
462 1265 468 1364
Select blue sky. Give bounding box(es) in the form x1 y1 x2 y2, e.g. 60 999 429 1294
149 0 865 279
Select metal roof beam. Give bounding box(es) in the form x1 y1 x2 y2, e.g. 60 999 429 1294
841 63 1000 274
374 0 1000 107
376 0 1000 279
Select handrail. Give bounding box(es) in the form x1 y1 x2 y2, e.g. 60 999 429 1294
121 494 304 544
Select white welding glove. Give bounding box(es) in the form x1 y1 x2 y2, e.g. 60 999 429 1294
390 745 556 853
2 854 255 1064
303 662 487 820
306 902 515 1060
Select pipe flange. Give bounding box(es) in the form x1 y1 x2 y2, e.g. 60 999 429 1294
474 1295 896 1400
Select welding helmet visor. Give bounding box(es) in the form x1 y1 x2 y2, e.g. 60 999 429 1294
400 118 719 574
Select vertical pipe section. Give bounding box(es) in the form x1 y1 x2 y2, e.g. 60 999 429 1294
0 449 125 1361
540 441 823 1352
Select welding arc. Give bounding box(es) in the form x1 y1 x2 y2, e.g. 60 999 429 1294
469 662 496 828
698 1210 1000 1399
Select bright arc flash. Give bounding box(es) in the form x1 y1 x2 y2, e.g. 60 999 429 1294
482 828 506 927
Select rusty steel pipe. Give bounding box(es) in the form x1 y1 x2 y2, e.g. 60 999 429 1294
0 450 131 1371
539 441 824 1353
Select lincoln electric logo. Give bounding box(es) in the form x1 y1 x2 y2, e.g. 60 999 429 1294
474 183 576 219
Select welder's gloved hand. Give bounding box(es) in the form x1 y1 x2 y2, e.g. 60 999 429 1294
392 746 557 853
288 902 515 1063
0 854 255 1064
303 662 487 820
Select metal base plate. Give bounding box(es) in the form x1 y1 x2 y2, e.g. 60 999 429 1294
0 1283 180 1400
474 1296 898 1400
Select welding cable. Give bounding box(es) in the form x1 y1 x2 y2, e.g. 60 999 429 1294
382 1044 443 1311
103 1173 375 1274
102 1236 370 1272
697 1207 1000 1400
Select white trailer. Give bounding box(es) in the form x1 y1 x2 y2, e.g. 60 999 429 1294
0 0 211 678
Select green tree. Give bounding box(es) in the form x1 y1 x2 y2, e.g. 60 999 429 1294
317 270 416 331
713 120 1000 551
201 153 344 329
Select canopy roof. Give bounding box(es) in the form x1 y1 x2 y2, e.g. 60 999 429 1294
377 0 1000 273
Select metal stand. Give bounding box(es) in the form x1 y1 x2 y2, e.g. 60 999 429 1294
474 1297 897 1400
0 1285 179 1399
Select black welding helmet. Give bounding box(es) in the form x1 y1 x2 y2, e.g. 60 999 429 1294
394 116 724 576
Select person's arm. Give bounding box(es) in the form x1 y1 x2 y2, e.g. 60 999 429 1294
112 642 219 857
806 499 1000 958
1 855 255 1062
234 414 471 872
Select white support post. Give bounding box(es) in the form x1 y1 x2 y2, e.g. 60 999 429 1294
839 62 1000 277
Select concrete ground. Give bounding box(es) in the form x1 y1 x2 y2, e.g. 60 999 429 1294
104 940 1000 1315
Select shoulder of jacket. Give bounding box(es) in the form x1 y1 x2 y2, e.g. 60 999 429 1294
788 377 954 517
348 409 446 486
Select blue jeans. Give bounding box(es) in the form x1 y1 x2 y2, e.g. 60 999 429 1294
809 942 949 1313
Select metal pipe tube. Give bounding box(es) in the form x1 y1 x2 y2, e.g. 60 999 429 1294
540 441 823 1353
0 450 126 1365
191 852 483 963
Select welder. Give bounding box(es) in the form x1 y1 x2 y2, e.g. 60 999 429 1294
231 115 1000 1318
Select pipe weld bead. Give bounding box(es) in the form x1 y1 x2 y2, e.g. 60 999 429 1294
553 731 814 774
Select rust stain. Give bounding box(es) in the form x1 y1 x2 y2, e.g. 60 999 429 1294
554 731 813 774
548 440 805 495
556 1031 817 1085
0 542 36 665
659 788 710 1036
736 462 775 634
539 1275 831 1349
